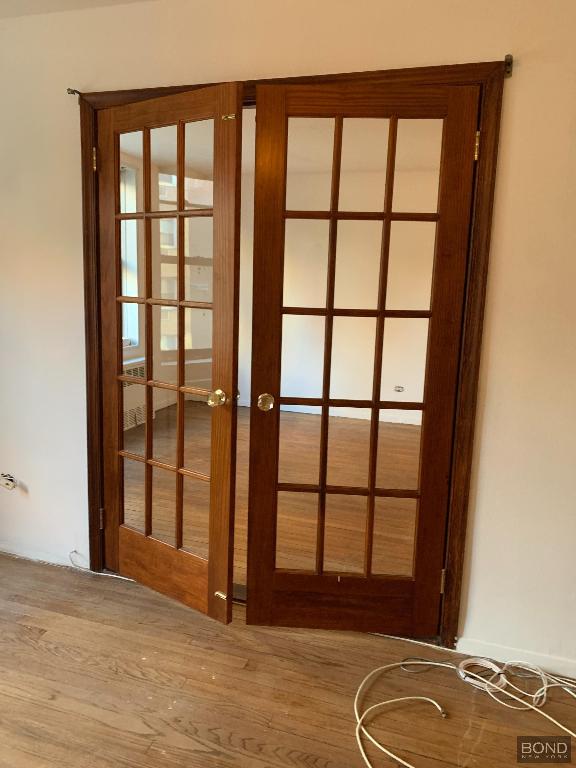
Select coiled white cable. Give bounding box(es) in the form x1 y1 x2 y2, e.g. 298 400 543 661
354 657 576 768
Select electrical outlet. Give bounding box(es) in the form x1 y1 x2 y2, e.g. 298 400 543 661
0 473 17 491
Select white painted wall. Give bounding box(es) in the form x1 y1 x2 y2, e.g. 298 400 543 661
1 0 575 675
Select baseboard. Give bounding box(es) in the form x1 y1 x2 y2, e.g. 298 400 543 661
0 542 88 570
456 637 576 679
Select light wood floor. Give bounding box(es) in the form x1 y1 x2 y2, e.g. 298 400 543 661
124 405 420 584
1 554 574 768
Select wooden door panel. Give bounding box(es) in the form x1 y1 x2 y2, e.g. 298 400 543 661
98 83 242 623
247 82 479 636
119 526 208 612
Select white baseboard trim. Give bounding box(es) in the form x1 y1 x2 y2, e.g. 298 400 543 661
457 637 576 679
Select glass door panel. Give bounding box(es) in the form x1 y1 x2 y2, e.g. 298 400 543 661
98 83 242 622
248 80 479 635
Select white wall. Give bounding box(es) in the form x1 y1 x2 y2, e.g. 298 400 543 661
1 0 575 675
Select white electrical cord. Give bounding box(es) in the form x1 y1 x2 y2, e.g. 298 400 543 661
354 657 576 768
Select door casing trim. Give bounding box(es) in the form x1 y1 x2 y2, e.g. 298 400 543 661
77 59 507 648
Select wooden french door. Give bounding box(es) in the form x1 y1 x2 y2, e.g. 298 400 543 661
247 82 479 635
98 83 242 622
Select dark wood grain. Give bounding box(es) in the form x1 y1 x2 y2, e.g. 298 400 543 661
441 70 505 648
366 117 397 577
246 86 287 625
248 80 480 637
80 60 506 108
412 85 480 632
316 116 343 574
82 61 506 645
118 526 208 612
79 98 104 571
98 84 242 623
208 82 243 622
97 107 120 571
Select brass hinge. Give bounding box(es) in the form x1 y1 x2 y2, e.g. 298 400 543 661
214 590 228 600
221 113 236 121
440 568 446 594
92 146 97 172
474 131 481 161
98 508 105 530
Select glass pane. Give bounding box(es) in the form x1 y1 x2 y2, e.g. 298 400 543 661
377 410 422 490
150 125 178 211
372 498 417 576
184 308 212 388
283 219 329 308
151 218 178 300
122 458 145 533
119 131 143 214
286 118 334 210
185 119 214 209
330 317 376 400
152 388 177 466
185 217 213 302
152 305 178 383
324 495 366 573
279 407 322 485
151 467 176 546
339 118 389 211
281 315 325 398
327 407 371 487
120 219 144 297
334 221 382 309
122 381 146 456
276 492 318 571
182 476 210 558
386 222 436 310
183 393 211 477
122 303 145 375
380 319 429 402
393 119 443 212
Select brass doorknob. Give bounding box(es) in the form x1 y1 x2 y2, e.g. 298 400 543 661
207 388 228 408
257 393 275 412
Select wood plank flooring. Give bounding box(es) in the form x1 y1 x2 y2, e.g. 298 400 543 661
1 554 574 768
123 405 420 584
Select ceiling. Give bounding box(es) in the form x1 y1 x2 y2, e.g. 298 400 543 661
0 0 152 18
120 109 443 177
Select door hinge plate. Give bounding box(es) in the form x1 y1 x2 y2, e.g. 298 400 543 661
221 113 236 121
440 568 446 594
98 508 105 530
92 146 97 172
474 131 480 161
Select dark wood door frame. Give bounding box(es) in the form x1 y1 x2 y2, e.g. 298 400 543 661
76 58 509 648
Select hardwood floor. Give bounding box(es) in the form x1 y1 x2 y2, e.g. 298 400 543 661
123 404 421 585
1 553 574 768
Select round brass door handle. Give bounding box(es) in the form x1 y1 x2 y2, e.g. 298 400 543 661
257 393 275 412
207 388 228 408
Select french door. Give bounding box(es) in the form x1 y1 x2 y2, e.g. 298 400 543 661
98 83 242 622
247 82 479 635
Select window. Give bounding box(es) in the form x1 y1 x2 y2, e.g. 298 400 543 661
120 166 141 349
159 172 177 209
